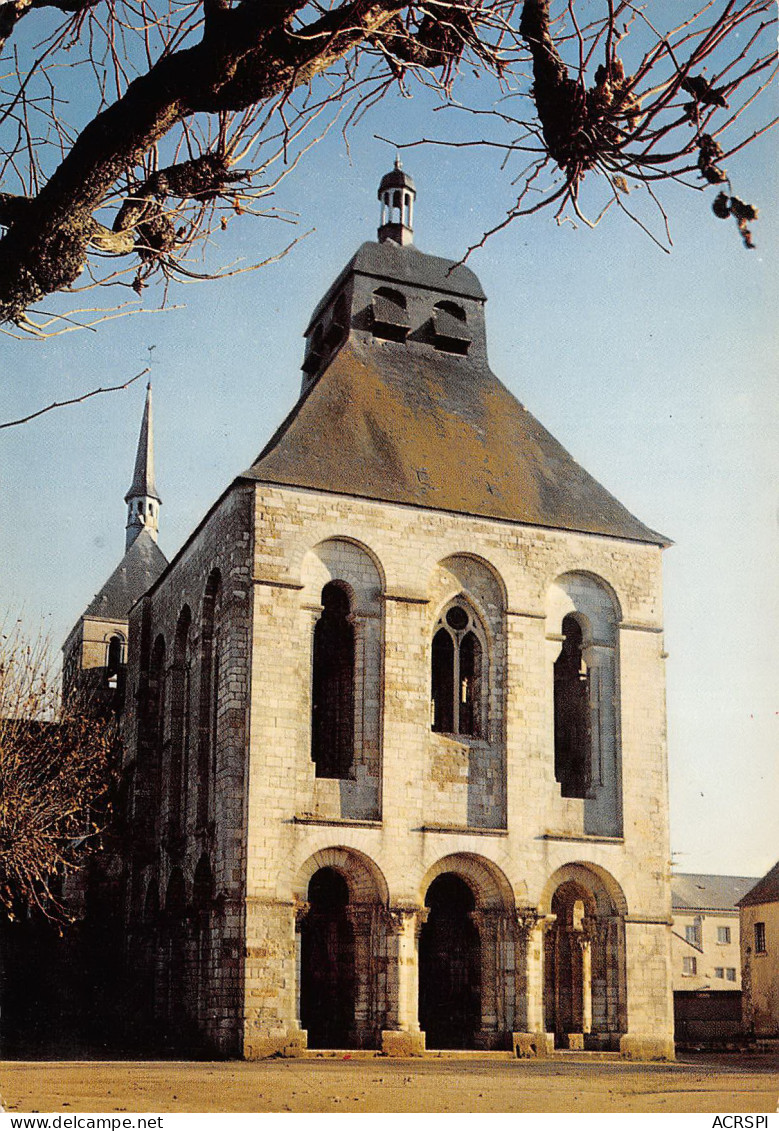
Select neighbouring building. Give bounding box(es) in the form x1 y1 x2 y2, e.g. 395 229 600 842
110 164 676 1060
739 860 779 1038
2 391 168 1057
671 872 757 1043
62 383 168 714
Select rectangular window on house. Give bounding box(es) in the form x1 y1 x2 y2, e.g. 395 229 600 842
682 956 697 976
714 967 724 978
755 922 767 953
685 924 701 946
726 968 737 981
717 926 731 944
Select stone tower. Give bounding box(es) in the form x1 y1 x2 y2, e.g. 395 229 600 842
122 165 675 1061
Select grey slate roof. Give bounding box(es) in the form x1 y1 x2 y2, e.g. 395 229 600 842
306 241 486 332
125 383 160 503
244 335 669 546
84 529 168 620
737 861 779 908
672 872 761 912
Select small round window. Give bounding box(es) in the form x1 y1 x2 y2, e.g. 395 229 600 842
446 606 469 631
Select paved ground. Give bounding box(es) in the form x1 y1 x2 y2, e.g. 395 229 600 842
0 1054 777 1113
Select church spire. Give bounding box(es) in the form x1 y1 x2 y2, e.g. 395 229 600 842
124 383 161 551
377 156 416 246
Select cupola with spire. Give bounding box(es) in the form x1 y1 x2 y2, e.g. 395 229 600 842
377 156 416 246
124 382 161 551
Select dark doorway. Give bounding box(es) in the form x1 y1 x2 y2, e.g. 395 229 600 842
544 883 590 1046
419 873 481 1048
300 868 355 1048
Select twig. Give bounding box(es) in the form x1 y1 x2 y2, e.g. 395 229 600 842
1 367 150 429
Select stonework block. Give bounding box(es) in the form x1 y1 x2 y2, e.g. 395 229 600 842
381 1030 426 1057
620 1034 675 1061
512 1032 552 1058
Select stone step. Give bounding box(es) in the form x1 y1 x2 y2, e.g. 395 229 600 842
287 1048 623 1061
551 1050 623 1062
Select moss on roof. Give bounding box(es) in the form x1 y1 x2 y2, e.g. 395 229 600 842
244 335 668 546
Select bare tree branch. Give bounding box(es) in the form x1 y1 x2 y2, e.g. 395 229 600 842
0 366 149 428
0 0 774 333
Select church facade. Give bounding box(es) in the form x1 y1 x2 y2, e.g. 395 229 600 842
118 165 675 1059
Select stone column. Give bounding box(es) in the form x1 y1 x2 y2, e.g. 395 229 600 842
511 911 555 1056
347 905 376 1048
511 909 533 1035
292 899 310 1036
577 932 593 1035
470 909 502 1047
381 906 428 1056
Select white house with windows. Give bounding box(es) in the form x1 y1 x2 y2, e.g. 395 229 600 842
670 872 758 1043
118 164 676 1060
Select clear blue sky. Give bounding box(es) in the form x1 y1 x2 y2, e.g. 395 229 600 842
1 74 777 879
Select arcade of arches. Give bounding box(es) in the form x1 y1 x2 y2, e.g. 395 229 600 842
293 855 627 1052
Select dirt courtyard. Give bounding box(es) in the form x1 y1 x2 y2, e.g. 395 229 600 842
1 1053 777 1114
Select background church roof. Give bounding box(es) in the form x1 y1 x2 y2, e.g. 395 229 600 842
84 529 168 620
244 334 669 546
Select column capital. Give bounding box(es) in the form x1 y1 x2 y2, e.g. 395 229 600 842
386 905 429 937
292 898 310 930
515 908 543 935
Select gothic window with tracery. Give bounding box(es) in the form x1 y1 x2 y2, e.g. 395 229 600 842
431 602 485 737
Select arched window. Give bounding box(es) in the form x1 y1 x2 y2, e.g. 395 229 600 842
197 571 221 829
106 633 124 688
372 286 410 341
431 602 485 737
554 614 592 798
311 582 355 779
436 300 466 322
168 606 192 840
433 300 471 354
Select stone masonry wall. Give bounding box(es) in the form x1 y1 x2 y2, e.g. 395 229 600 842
123 483 254 1055
242 481 674 1056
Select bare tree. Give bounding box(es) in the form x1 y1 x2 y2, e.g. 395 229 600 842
0 620 114 922
0 1 775 334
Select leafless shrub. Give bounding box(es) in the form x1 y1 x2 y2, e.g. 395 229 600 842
0 619 114 922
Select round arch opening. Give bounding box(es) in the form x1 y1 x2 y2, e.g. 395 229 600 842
299 867 356 1049
418 872 481 1049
